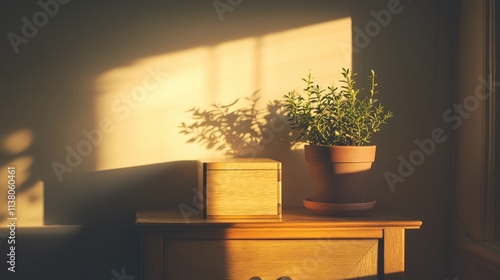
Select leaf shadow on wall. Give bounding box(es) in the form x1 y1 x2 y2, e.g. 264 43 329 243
179 92 300 159
178 92 311 207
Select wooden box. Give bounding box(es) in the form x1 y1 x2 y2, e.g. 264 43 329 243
197 158 282 218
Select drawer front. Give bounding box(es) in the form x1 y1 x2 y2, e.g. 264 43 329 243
165 239 378 279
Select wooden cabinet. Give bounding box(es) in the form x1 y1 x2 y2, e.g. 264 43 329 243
136 209 421 280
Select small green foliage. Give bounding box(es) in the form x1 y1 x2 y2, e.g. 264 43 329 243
283 68 393 146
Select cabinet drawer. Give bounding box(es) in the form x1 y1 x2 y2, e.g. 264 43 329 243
165 239 378 279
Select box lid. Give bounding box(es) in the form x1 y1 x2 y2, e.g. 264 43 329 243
198 158 281 170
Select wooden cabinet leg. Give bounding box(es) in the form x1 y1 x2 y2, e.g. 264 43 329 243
383 228 405 280
142 233 163 280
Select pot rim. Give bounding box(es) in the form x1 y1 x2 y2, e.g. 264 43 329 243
304 144 376 163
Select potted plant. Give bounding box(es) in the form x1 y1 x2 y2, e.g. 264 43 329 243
284 68 393 212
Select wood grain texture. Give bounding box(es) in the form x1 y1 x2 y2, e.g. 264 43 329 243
166 239 378 280
136 209 422 229
206 170 280 217
137 209 421 280
161 227 383 240
198 158 282 218
383 228 405 280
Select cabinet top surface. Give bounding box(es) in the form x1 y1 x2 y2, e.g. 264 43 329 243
135 209 422 229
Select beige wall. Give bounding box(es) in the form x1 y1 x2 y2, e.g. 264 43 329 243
0 0 453 279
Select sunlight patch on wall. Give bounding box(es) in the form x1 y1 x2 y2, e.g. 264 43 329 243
94 47 215 170
211 38 259 104
0 129 44 227
95 18 352 171
261 18 352 94
1 128 34 155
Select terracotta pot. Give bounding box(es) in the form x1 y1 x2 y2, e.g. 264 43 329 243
304 145 376 204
